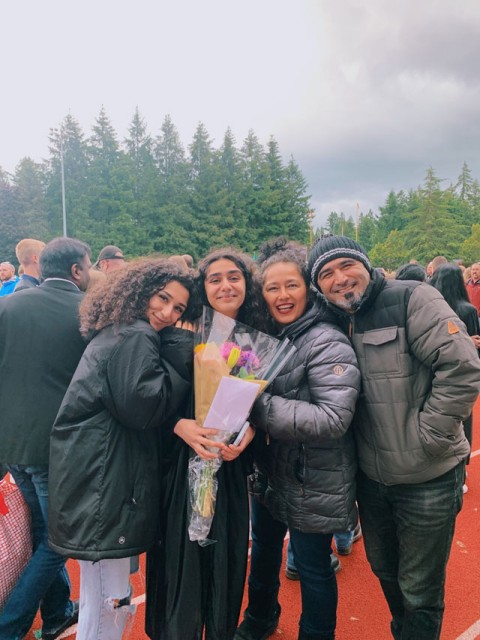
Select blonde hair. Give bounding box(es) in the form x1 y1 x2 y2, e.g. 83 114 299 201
15 239 46 266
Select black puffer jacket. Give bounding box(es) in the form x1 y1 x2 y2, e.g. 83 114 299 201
250 303 361 533
48 321 193 561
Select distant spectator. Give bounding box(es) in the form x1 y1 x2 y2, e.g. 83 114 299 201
0 262 19 297
181 254 194 268
466 262 480 316
0 237 91 640
431 255 448 273
14 238 46 291
431 264 480 352
395 263 426 282
431 263 480 489
169 255 190 271
94 245 126 274
86 267 107 291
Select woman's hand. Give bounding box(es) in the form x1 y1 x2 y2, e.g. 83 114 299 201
175 320 195 331
173 419 223 460
221 425 255 462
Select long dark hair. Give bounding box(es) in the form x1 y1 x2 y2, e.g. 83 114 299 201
197 248 268 331
430 264 470 314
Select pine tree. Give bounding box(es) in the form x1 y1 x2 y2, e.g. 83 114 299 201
0 169 19 263
123 108 157 254
402 168 464 261
450 162 478 232
262 136 291 240
284 156 310 243
326 212 355 238
357 209 378 252
13 158 49 240
374 190 408 243
187 123 235 257
154 115 186 178
151 116 190 256
239 130 268 252
45 114 89 238
124 107 155 194
85 107 138 255
218 128 246 247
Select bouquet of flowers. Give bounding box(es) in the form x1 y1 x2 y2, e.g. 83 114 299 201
188 307 295 544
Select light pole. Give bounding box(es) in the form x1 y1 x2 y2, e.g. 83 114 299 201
60 130 67 237
355 202 359 241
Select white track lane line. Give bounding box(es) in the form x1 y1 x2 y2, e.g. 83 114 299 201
456 620 480 640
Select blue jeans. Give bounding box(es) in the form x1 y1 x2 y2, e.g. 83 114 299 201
357 464 464 640
0 465 74 640
287 531 353 569
249 498 337 639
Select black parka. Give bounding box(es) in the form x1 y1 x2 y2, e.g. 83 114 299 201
250 303 361 533
48 321 193 561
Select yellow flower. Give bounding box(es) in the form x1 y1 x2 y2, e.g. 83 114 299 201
227 346 241 369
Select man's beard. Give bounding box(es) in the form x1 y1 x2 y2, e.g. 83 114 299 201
334 290 364 313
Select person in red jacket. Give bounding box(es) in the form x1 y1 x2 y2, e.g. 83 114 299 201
466 262 480 315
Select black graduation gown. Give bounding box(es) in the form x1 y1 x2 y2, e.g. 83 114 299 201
145 430 251 640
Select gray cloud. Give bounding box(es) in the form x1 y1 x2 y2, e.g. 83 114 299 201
2 0 479 231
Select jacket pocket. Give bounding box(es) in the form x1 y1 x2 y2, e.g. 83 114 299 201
362 327 401 378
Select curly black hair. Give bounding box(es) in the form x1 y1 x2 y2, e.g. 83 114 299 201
196 247 269 332
80 258 195 336
257 237 309 283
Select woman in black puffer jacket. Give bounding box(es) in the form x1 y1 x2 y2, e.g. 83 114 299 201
48 259 195 640
235 239 360 640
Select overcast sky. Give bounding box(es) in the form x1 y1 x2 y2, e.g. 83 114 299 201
1 0 479 228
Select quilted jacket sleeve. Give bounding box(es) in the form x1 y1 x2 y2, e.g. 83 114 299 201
407 284 480 455
250 328 360 443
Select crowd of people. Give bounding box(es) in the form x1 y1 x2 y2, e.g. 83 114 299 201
1 234 479 640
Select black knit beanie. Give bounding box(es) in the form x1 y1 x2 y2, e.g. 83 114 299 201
308 235 372 293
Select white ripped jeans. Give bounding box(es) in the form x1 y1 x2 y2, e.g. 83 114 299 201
77 557 136 640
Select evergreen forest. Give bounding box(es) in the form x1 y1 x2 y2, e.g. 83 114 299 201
1 108 479 269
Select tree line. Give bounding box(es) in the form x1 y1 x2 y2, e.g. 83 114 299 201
1 107 479 269
0 108 311 264
323 164 480 269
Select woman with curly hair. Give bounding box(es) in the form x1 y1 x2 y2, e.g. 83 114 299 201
48 258 195 640
146 248 267 640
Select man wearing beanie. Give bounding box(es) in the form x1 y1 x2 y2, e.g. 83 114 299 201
308 235 480 639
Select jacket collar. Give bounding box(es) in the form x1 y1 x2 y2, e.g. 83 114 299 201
40 278 82 292
277 300 336 341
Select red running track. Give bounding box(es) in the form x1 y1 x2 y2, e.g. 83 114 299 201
27 402 480 639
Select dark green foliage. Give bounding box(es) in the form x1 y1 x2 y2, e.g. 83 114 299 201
1 110 311 261
353 165 480 268
0 168 19 263
3 109 479 270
